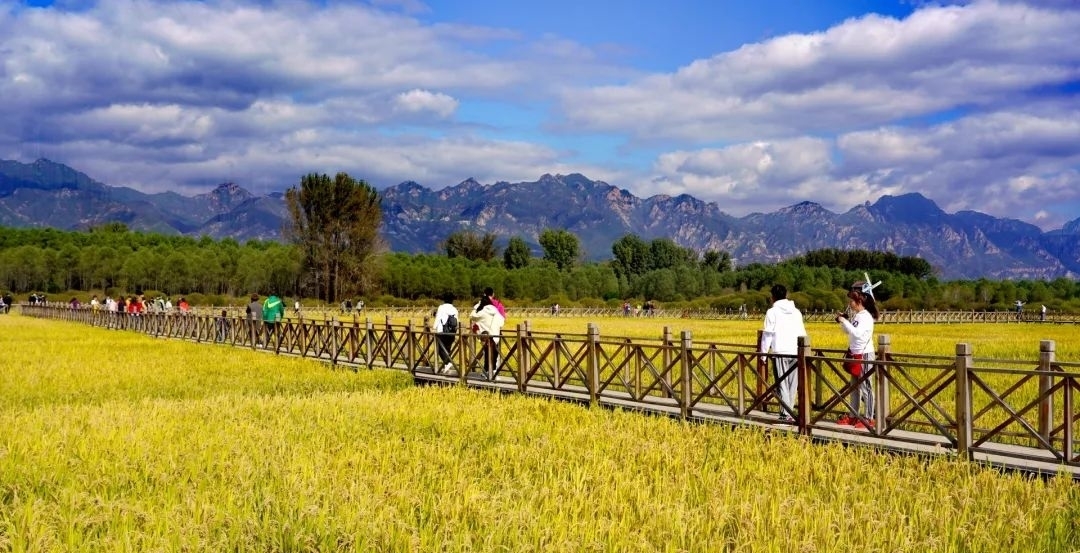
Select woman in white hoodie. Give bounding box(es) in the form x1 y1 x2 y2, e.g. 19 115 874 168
470 295 505 377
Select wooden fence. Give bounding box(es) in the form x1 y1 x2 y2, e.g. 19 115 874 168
268 307 1080 324
20 304 1080 478
32 302 1079 324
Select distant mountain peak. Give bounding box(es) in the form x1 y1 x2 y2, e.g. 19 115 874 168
873 192 943 213
197 181 253 204
2 159 1079 279
779 200 831 216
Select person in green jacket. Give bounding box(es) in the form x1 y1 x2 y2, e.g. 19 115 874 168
263 293 285 347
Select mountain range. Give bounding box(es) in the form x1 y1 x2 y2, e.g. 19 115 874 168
2 158 1078 280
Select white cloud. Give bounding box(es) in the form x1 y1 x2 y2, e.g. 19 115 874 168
0 0 1078 232
393 89 458 118
643 106 1080 227
559 0 1080 142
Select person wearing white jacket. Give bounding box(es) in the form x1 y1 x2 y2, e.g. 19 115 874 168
470 295 505 377
836 288 879 428
759 284 807 422
432 292 459 374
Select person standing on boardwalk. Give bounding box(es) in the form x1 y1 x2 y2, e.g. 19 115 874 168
836 288 878 429
432 292 459 374
246 293 263 347
759 284 807 423
263 292 285 347
1041 304 1047 322
470 295 505 378
483 287 507 319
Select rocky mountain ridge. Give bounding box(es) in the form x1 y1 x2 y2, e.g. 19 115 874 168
2 159 1078 279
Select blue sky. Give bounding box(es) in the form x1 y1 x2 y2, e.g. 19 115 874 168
1 0 1078 229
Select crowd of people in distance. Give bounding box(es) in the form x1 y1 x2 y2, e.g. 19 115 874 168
621 300 659 317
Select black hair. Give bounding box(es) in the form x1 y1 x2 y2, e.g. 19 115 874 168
847 290 880 319
478 295 492 309
483 287 495 297
770 284 787 301
442 292 455 304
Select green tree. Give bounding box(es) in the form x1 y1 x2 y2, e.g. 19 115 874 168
539 228 580 272
285 172 384 302
647 238 696 271
611 234 648 278
701 250 732 272
503 236 532 269
443 230 499 261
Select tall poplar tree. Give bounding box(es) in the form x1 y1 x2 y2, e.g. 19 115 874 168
284 172 384 302
538 228 580 272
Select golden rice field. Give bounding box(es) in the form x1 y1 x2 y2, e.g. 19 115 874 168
346 310 1080 360
481 315 1080 360
1 314 1079 552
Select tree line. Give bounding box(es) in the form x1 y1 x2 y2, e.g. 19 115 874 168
2 170 1079 312
3 224 1080 312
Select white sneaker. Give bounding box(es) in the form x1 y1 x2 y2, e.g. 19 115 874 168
442 363 454 374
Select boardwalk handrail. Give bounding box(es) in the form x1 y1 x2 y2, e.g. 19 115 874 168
24 302 1080 324
20 304 1080 476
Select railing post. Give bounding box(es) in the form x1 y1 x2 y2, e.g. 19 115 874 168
662 326 672 397
587 323 599 405
876 335 890 430
553 333 563 389
1038 340 1055 441
797 335 811 435
299 312 307 357
365 318 374 368
955 343 973 459
517 324 528 393
680 330 693 419
1064 373 1074 463
331 319 340 368
384 315 393 368
458 326 468 386
407 320 416 373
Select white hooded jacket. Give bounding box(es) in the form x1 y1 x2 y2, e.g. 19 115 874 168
470 304 505 340
760 299 807 355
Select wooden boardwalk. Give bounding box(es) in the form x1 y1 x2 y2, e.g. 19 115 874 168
20 305 1080 480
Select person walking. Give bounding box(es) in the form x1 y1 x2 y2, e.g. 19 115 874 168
483 287 507 319
836 288 879 429
246 293 263 347
433 292 459 374
263 292 285 347
470 295 505 378
759 284 807 423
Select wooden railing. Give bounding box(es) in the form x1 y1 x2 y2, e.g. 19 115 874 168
27 302 1079 324
20 305 1080 475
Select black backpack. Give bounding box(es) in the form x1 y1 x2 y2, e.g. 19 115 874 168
443 313 458 334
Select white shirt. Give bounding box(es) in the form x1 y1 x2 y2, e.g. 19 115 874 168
839 310 875 355
759 299 807 355
433 303 459 332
